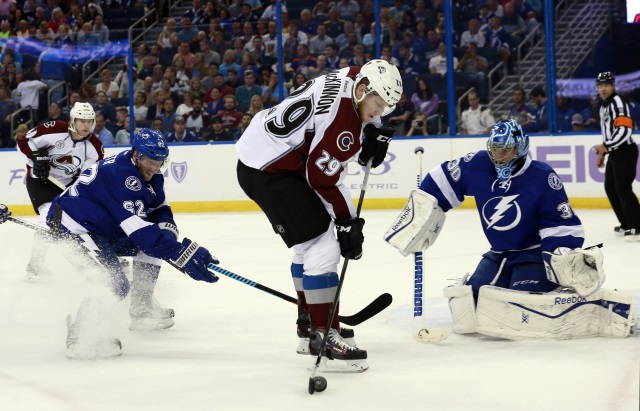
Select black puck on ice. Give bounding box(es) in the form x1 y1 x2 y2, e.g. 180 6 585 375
313 376 327 393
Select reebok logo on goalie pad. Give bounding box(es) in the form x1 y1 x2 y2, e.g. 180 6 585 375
554 295 586 305
391 205 413 231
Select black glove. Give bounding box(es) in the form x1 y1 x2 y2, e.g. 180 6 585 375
335 218 365 260
169 238 220 283
31 149 51 181
358 124 395 168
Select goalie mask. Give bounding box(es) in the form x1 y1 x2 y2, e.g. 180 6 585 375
68 102 96 138
353 59 403 117
132 128 170 174
487 119 529 181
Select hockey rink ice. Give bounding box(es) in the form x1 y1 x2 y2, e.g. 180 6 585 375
0 208 638 411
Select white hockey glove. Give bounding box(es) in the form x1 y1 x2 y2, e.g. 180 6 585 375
383 189 446 256
542 245 605 297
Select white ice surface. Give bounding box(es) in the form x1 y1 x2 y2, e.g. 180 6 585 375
0 209 638 411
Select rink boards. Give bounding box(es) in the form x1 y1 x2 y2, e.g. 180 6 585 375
3 134 639 215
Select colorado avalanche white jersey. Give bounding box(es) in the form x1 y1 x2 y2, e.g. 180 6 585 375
236 67 369 220
50 150 182 260
17 120 104 186
421 151 585 253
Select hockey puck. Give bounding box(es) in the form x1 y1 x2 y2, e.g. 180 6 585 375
313 376 327 392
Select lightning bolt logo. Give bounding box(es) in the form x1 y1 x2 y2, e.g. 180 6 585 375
482 195 521 231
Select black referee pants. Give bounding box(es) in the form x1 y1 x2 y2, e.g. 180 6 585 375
604 143 640 230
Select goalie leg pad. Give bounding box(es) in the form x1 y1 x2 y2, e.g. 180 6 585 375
442 284 477 334
476 286 635 340
384 189 446 255
543 247 605 296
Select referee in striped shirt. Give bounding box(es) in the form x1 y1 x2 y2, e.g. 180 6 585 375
593 72 640 241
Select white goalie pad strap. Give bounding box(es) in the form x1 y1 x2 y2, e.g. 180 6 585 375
158 222 179 239
383 189 446 256
476 286 635 340
543 247 605 296
442 284 477 334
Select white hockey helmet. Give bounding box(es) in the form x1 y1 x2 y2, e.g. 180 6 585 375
69 102 96 138
353 59 403 116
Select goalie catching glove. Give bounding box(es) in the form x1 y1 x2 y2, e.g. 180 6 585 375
169 238 220 283
384 189 446 255
358 124 395 168
542 245 605 296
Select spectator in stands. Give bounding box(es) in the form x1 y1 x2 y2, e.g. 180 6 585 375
324 43 340 70
392 29 414 60
157 97 177 133
336 20 361 50
381 44 399 66
142 77 155 106
178 16 199 47
207 86 224 116
36 20 55 42
348 44 368 67
501 1 526 45
261 70 286 107
32 6 47 29
430 42 458 77
77 22 101 46
309 23 333 56
382 18 401 50
206 73 234 101
406 111 429 136
234 112 253 140
504 85 535 125
385 92 415 136
159 76 181 103
362 21 376 53
92 90 117 122
299 8 319 38
139 55 156 80
525 85 548 132
261 0 287 21
455 42 489 102
93 113 114 145
53 23 73 46
460 18 486 48
226 68 244 89
201 63 218 92
118 68 145 99
93 14 109 44
282 20 308 62
581 95 601 132
183 0 206 25
187 77 206 100
399 10 417 34
262 20 278 58
151 117 166 137
16 20 30 38
307 54 331 80
487 0 504 17
336 0 359 21
571 113 584 132
556 95 576 133
239 53 259 82
353 11 367 38
219 50 241 80
338 57 349 69
151 64 164 90
338 31 359 59
16 70 47 121
203 115 233 141
62 90 80 117
115 115 137 145
323 7 345 39
289 72 307 95
176 92 194 117
172 56 191 82
185 96 209 135
42 102 69 123
413 0 431 23
313 0 334 21
4 62 19 91
94 69 119 100
147 89 166 120
237 3 259 24
389 0 409 23
291 44 317 75
235 69 262 113
461 90 496 135
411 77 439 126
174 41 196 68
166 115 198 142
410 21 431 60
0 86 17 147
200 38 221 66
216 94 243 132
132 91 148 122
247 94 264 117
85 3 103 23
157 18 178 50
486 16 513 67
238 22 255 48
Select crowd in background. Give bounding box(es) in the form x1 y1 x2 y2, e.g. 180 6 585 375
0 0 639 149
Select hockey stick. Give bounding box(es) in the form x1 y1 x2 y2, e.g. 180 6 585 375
47 175 66 190
308 159 373 395
3 210 392 327
206 264 392 326
413 147 450 343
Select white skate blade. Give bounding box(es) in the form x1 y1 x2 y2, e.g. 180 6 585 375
129 317 175 332
308 356 369 373
296 338 310 355
413 327 451 343
66 340 122 360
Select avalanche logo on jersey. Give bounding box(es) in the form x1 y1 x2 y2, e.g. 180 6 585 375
51 152 82 175
337 131 354 152
125 176 142 191
481 195 521 231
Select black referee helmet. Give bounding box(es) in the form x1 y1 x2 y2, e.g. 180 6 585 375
596 72 615 85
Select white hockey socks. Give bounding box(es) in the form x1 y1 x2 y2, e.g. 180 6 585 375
476 286 635 340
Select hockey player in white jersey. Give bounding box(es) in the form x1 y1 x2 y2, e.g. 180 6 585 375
385 119 636 340
44 129 220 359
236 59 402 371
16 103 104 282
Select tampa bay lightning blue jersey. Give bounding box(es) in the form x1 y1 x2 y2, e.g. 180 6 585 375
420 151 584 253
50 149 181 260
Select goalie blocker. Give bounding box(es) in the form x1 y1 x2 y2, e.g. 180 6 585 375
444 284 636 339
384 189 446 255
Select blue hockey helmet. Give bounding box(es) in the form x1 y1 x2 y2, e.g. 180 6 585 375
486 119 529 181
132 128 169 162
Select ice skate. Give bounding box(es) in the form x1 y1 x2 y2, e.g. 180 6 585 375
308 327 368 373
65 315 122 360
24 263 53 283
624 229 640 242
614 226 626 237
129 297 175 332
295 312 355 354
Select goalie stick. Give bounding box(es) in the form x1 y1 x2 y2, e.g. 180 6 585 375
3 211 391 327
413 147 450 343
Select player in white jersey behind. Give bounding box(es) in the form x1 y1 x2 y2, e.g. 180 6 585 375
385 119 636 340
16 103 104 282
235 60 402 371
